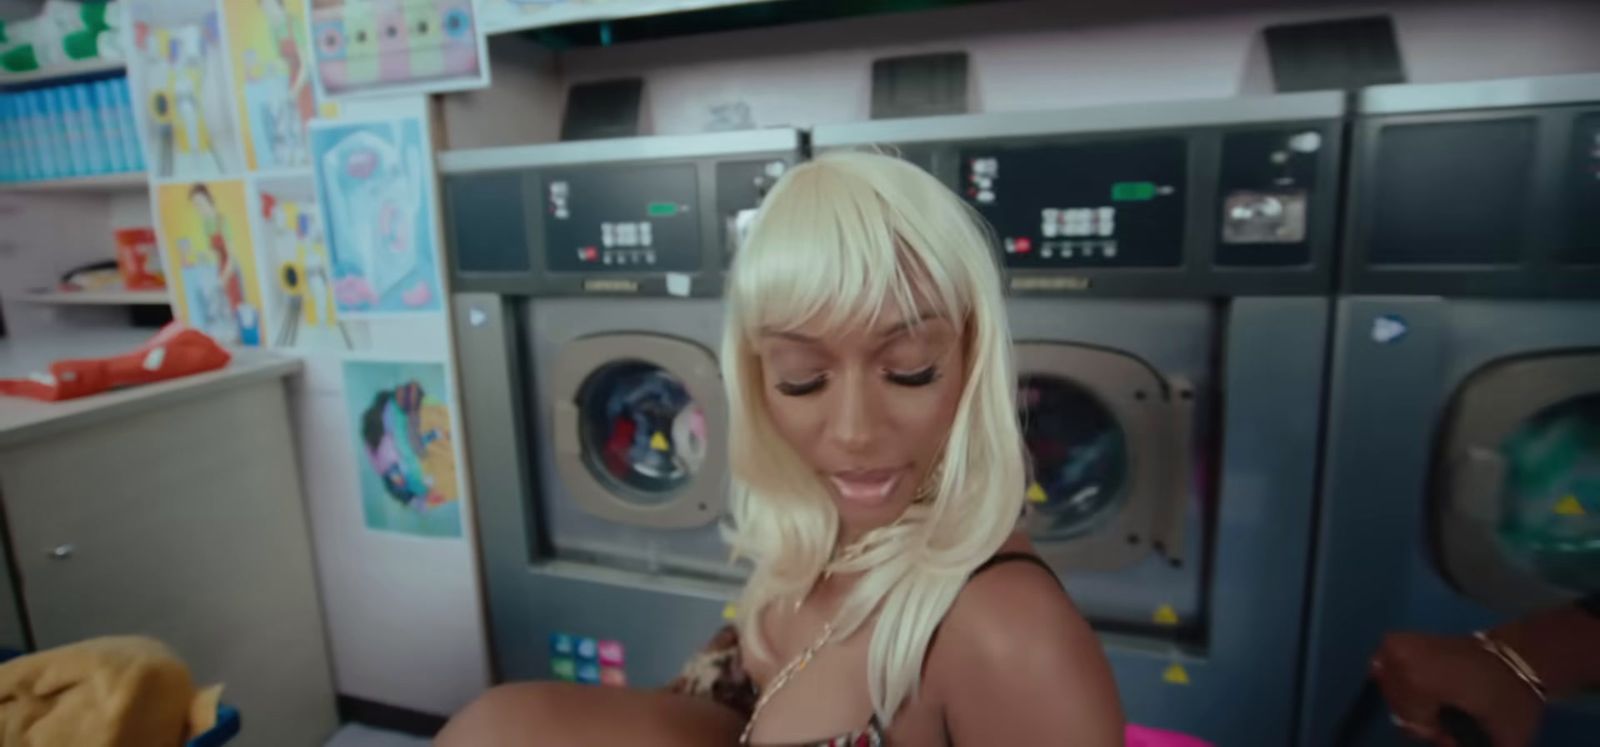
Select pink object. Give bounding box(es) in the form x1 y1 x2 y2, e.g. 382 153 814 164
597 640 625 667
1125 724 1212 747
400 279 432 308
336 276 378 307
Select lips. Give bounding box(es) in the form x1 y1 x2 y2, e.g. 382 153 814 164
828 467 906 506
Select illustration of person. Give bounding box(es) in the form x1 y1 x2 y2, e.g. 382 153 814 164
360 380 454 511
260 0 315 128
189 185 258 344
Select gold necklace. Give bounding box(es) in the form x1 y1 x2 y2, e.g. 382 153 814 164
740 618 837 745
742 512 924 744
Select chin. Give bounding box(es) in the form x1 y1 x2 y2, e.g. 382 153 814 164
831 491 917 531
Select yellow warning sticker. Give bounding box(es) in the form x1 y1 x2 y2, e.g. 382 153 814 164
722 603 738 621
1026 483 1048 503
1163 663 1190 685
1153 604 1179 626
650 432 670 452
1554 495 1586 516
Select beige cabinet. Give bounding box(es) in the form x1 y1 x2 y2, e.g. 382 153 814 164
0 368 337 747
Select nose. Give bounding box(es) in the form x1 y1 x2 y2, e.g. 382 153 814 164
826 367 881 453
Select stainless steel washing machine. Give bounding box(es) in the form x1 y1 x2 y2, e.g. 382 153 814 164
1299 73 1600 746
441 130 801 688
813 91 1344 745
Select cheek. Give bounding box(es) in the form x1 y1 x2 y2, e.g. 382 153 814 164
761 385 826 458
883 378 963 453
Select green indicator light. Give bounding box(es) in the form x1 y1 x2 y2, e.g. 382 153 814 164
648 202 679 217
1111 182 1157 201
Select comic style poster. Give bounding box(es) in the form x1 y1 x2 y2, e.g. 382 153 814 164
126 1 245 178
223 0 329 171
155 180 268 346
310 115 442 315
307 0 489 99
341 360 463 538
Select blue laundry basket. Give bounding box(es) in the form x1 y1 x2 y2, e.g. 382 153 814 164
0 648 241 746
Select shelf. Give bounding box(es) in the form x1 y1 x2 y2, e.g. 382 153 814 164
0 58 125 87
0 172 147 193
16 289 169 306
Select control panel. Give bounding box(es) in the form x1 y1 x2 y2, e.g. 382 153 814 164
440 129 801 296
960 138 1187 269
1346 99 1600 296
1566 111 1600 265
543 163 702 273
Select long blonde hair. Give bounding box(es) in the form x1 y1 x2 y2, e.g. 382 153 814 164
721 151 1025 724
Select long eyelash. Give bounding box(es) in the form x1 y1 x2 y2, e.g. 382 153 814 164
886 366 940 387
776 376 827 397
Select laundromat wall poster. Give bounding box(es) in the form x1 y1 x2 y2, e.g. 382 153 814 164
122 0 493 712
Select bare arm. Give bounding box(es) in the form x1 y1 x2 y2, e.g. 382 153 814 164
1491 596 1600 697
1373 597 1600 746
926 562 1125 746
437 682 742 747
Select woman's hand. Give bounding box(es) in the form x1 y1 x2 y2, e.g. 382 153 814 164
1371 631 1542 747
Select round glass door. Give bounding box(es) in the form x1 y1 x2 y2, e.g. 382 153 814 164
578 361 708 504
1019 374 1130 540
1497 392 1600 593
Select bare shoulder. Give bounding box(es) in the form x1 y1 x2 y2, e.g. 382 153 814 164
935 537 1092 662
923 535 1124 745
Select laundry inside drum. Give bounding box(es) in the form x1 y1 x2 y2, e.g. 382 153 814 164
1019 374 1130 539
1497 392 1600 593
578 361 708 503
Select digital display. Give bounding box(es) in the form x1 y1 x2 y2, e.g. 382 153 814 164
542 162 702 273
959 138 1187 268
1366 118 1536 265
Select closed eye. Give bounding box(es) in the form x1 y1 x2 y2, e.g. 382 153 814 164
775 375 827 397
885 366 939 387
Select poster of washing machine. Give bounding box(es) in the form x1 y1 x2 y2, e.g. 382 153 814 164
341 359 464 538
309 114 443 316
223 0 332 171
125 0 246 179
154 180 269 347
246 173 379 350
305 0 489 100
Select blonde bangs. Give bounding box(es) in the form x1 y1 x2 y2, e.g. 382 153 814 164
729 155 967 344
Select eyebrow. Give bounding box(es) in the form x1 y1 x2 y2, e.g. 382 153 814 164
760 311 945 344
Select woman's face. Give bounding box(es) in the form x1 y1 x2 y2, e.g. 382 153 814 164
191 194 217 221
756 299 966 534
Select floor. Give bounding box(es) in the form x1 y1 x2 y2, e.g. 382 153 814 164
324 724 433 747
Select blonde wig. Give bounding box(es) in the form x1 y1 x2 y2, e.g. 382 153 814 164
721 150 1026 724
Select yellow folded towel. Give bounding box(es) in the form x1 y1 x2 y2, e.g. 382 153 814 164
0 636 222 747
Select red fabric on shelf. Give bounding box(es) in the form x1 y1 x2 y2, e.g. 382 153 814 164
0 324 232 402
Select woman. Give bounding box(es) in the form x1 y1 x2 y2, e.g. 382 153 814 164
438 152 1124 745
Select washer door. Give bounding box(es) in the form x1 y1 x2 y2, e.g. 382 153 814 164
1438 352 1600 613
550 334 728 529
1017 343 1192 572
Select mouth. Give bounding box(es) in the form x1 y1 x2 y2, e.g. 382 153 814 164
827 466 909 507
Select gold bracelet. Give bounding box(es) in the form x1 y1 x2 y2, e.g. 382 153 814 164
1473 631 1548 703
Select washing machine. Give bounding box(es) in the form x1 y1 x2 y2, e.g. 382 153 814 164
813 91 1344 745
1299 73 1600 746
439 129 802 688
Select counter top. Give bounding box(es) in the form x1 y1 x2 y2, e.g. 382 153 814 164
0 331 301 448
